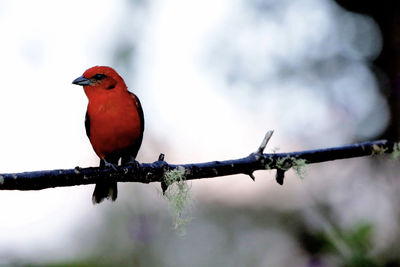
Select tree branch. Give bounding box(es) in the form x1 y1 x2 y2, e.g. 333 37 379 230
0 137 396 191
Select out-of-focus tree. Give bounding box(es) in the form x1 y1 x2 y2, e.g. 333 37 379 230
334 0 400 140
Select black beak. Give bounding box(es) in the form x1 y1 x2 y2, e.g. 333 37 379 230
72 75 91 86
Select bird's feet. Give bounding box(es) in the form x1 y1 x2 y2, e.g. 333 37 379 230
121 156 141 171
122 155 137 165
103 159 118 171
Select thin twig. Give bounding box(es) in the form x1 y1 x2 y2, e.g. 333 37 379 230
257 130 274 154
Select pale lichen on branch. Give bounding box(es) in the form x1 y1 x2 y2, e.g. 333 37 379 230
390 142 400 160
163 166 193 235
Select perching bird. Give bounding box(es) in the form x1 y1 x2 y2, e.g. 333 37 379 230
72 66 144 204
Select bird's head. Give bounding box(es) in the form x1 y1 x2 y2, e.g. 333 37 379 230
72 66 127 93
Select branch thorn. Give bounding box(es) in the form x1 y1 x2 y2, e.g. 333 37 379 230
248 172 256 181
161 181 168 194
257 130 274 154
157 153 168 194
275 169 285 185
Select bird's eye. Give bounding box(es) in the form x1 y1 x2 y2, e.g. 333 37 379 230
93 74 106 80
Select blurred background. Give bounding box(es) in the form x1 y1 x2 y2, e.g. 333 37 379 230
0 0 399 266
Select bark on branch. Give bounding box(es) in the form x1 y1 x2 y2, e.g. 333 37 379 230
0 134 396 191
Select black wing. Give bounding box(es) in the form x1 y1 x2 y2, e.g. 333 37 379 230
85 111 91 140
121 92 145 163
130 92 145 134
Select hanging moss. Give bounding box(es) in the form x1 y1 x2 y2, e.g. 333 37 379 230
163 166 193 235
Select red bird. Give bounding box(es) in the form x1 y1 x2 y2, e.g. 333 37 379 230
72 66 144 204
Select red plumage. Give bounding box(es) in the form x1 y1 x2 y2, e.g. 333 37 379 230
73 66 144 204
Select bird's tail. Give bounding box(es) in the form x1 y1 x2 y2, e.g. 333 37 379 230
92 182 118 204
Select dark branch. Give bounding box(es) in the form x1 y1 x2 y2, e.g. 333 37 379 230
0 139 396 191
